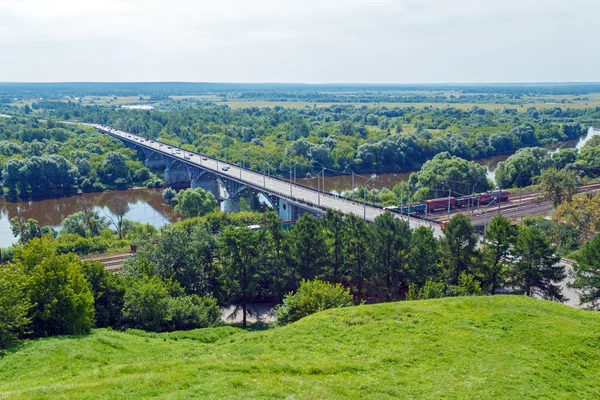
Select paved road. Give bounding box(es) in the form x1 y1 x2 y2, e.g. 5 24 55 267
90 124 443 236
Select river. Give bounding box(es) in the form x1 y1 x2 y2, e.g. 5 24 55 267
299 127 600 192
0 189 178 248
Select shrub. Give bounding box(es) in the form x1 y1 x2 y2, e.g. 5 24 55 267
275 279 353 325
167 295 221 331
114 178 128 189
122 275 171 332
453 272 482 296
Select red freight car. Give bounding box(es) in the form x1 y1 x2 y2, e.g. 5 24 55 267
424 197 456 212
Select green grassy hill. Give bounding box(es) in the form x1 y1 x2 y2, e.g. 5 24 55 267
1 296 599 399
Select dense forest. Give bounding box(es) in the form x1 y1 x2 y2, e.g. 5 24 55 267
4 100 596 179
0 117 161 196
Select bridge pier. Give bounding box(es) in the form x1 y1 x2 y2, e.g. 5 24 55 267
190 167 220 199
222 191 258 213
143 150 166 169
164 158 191 186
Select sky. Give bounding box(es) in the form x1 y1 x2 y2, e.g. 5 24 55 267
1 0 599 83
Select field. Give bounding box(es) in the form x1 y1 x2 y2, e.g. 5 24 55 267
1 296 599 399
213 93 600 110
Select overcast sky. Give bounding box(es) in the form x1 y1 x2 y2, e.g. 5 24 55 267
1 0 598 83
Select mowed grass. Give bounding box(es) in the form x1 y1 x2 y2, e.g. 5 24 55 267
1 296 599 399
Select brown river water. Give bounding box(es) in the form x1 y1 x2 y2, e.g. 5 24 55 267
0 189 178 247
1 128 597 248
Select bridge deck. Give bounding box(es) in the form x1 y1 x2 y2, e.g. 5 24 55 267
91 124 442 236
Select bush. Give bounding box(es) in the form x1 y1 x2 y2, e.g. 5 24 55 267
122 275 170 332
453 272 482 296
407 279 446 300
167 295 221 331
162 187 177 204
114 178 128 189
92 181 105 192
122 276 220 332
275 279 354 325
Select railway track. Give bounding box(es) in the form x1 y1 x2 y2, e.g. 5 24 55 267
81 253 132 273
428 181 600 226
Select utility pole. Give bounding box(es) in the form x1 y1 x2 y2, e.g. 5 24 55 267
407 189 411 226
447 187 452 221
363 188 367 219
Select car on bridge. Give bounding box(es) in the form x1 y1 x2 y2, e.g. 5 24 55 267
222 165 230 171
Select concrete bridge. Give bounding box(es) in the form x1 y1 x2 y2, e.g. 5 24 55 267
90 124 442 236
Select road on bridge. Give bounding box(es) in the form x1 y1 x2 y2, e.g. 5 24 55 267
90 124 443 236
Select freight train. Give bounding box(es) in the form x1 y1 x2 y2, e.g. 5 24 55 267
384 190 510 215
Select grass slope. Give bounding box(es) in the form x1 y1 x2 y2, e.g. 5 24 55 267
1 296 599 399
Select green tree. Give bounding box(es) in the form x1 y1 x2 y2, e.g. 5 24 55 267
275 279 353 325
495 147 551 188
162 187 177 204
14 237 95 337
407 227 442 286
0 266 31 349
150 224 219 297
555 193 600 244
540 168 579 208
102 151 130 184
343 214 372 299
174 187 217 219
511 226 565 301
571 233 600 309
122 275 170 331
10 217 55 244
371 211 411 300
286 214 328 283
453 272 482 296
441 214 479 285
417 279 446 300
323 210 346 281
264 210 288 300
81 261 126 328
220 226 265 327
409 152 489 196
62 210 109 237
166 295 221 331
552 148 577 169
482 214 514 294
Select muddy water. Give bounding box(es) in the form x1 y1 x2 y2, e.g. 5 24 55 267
0 189 178 247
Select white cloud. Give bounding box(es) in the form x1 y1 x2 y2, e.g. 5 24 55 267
0 0 598 82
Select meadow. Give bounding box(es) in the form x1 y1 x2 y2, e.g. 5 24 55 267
1 296 599 399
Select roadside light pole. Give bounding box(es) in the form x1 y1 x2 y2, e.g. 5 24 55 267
344 167 355 200
289 162 300 197
262 160 272 188
442 182 452 221
363 174 377 220
317 166 326 207
483 198 497 238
